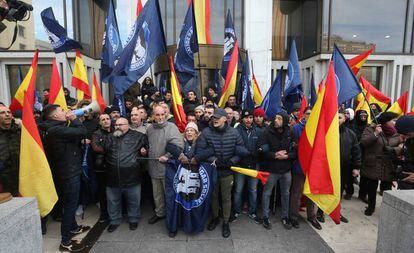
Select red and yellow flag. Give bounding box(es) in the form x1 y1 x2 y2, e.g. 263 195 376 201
168 56 187 132
136 0 143 17
297 94 308 121
252 74 263 105
348 45 375 75
231 166 270 185
193 0 211 44
298 62 341 224
72 50 91 101
9 50 39 113
359 76 390 111
19 92 58 217
49 58 68 110
387 91 408 116
92 73 107 113
218 40 239 108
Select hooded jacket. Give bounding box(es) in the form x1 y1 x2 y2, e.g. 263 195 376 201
0 123 21 196
257 112 297 174
236 123 262 169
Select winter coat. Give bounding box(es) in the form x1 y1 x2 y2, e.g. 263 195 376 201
195 123 245 177
292 120 305 174
91 127 112 172
340 125 362 185
39 119 87 180
0 124 21 196
236 123 262 169
104 130 148 187
360 125 401 181
183 99 201 114
147 121 184 178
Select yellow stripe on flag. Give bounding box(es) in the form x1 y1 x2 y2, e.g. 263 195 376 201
193 0 211 44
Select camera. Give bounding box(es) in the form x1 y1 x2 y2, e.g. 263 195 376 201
0 0 33 22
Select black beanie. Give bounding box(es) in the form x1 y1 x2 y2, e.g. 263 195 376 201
395 115 414 134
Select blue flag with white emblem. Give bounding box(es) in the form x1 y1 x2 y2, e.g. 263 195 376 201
332 44 362 105
101 0 123 83
165 160 217 233
283 39 302 112
174 1 199 86
239 52 254 110
110 0 166 96
40 7 82 53
261 67 284 119
221 10 237 79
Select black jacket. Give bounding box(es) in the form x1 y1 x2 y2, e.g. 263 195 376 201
91 127 113 172
236 124 262 169
195 123 245 177
39 119 87 180
0 124 21 196
257 124 297 174
104 130 148 187
340 125 362 184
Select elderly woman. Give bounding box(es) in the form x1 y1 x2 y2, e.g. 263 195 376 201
360 112 402 216
178 122 199 164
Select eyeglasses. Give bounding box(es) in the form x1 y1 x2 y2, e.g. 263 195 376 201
114 123 128 127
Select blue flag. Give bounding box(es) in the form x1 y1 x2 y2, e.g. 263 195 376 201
174 1 198 86
261 67 284 119
101 0 123 83
221 9 237 79
333 44 362 105
40 7 82 53
310 73 317 107
165 160 217 234
17 66 23 85
213 67 222 97
110 0 166 95
283 39 302 112
238 52 254 110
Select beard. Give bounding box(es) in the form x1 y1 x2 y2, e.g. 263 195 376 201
113 129 124 137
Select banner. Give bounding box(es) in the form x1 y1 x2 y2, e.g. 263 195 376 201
165 160 217 233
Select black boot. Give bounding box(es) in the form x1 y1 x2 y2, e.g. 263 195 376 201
207 217 220 231
222 222 231 238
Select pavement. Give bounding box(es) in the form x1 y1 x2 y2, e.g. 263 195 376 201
42 184 383 253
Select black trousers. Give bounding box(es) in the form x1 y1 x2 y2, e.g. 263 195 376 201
363 176 379 211
95 171 108 218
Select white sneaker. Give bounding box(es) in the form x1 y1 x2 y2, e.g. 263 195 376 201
75 205 84 216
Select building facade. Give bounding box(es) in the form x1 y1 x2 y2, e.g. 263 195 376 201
0 0 412 109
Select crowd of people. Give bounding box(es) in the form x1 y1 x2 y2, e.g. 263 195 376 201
0 77 413 252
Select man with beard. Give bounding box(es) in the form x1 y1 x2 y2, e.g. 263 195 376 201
146 105 184 225
194 108 245 238
40 104 89 252
258 111 296 230
91 114 113 223
224 95 241 111
197 104 215 131
104 118 148 232
395 116 414 189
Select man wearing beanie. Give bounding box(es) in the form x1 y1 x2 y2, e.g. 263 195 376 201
395 115 414 189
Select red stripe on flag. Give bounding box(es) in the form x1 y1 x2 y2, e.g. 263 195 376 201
92 74 107 113
348 45 375 74
329 203 341 224
297 94 308 120
221 40 239 96
168 56 187 132
22 92 44 149
205 0 211 44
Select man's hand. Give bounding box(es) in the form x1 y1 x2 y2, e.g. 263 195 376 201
81 139 91 145
275 150 288 160
190 158 197 165
352 169 360 177
66 111 76 121
140 147 147 156
374 124 382 136
402 172 414 183
158 155 169 163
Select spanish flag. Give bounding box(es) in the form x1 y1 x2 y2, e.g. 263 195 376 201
169 56 187 132
297 94 308 121
49 58 68 110
19 92 58 217
231 166 270 185
298 62 341 224
92 73 107 113
218 40 239 108
387 91 408 116
72 49 91 101
348 45 375 75
252 73 263 105
9 50 39 113
136 0 143 17
359 76 390 111
193 0 211 44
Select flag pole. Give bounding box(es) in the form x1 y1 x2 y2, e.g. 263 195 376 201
197 50 204 97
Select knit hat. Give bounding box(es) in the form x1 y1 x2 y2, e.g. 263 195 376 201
194 105 205 113
377 111 399 125
395 115 414 134
185 122 199 133
254 107 265 117
345 108 355 121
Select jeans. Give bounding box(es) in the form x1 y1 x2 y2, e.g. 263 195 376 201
262 172 292 219
151 178 165 217
233 173 258 214
211 175 233 222
61 175 81 243
106 184 141 225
